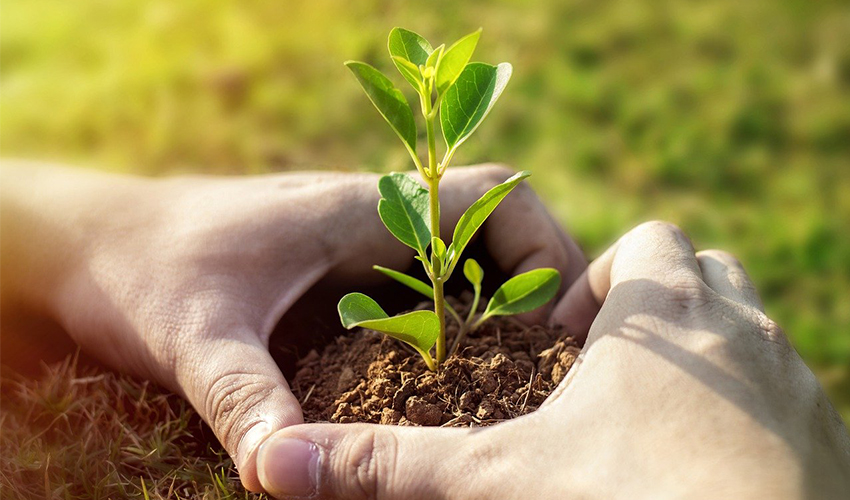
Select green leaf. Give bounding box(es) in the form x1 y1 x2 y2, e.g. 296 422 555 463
445 243 456 268
431 236 447 275
463 258 484 288
377 173 431 256
440 62 512 151
345 61 417 153
388 28 432 88
388 28 433 65
435 29 481 95
338 292 388 327
338 292 440 353
373 265 434 299
483 269 561 317
426 44 444 70
431 236 447 262
391 56 423 91
449 170 530 268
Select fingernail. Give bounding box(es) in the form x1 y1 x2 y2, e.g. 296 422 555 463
258 437 320 497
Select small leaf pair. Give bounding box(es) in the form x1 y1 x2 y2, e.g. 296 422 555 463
475 268 561 327
374 257 561 334
461 261 561 328
376 169 531 279
388 27 480 99
345 27 512 179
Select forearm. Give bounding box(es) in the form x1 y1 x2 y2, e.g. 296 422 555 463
0 161 154 323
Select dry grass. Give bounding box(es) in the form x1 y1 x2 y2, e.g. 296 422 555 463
0 354 263 500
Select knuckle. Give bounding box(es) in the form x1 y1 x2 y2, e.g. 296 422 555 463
754 313 790 347
467 164 536 208
633 220 685 240
476 163 516 182
649 279 714 318
472 164 524 192
698 304 790 355
203 371 275 454
737 279 762 303
333 429 398 499
698 249 742 268
667 279 711 306
625 220 694 255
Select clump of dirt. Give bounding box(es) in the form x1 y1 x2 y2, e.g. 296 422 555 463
292 294 580 427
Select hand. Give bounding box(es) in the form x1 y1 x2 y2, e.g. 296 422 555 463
257 221 850 499
0 162 586 492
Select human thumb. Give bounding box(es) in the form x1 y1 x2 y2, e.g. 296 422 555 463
177 331 304 492
257 422 473 499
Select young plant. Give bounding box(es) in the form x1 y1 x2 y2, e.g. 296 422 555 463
338 27 561 371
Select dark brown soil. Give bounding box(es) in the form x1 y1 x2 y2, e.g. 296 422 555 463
291 293 580 427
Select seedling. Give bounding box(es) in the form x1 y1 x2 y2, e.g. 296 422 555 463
338 28 561 371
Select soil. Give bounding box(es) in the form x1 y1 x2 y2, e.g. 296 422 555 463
291 292 580 427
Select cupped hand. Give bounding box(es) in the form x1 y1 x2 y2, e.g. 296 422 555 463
257 221 850 499
34 164 585 491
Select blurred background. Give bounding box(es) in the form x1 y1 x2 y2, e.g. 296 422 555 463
2 0 848 425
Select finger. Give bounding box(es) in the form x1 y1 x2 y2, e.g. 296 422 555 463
542 208 588 286
696 249 764 312
441 165 587 324
550 221 703 339
549 270 603 341
178 330 304 492
257 423 470 500
507 211 588 324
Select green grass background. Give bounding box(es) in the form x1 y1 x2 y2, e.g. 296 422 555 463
1 0 849 494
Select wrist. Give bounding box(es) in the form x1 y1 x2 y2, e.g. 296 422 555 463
0 162 160 324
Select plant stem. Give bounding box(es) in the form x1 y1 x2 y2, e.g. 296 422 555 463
438 146 456 176
418 348 437 371
422 81 446 365
450 285 480 356
428 175 447 364
465 284 481 327
471 313 489 332
425 108 439 178
449 322 467 356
